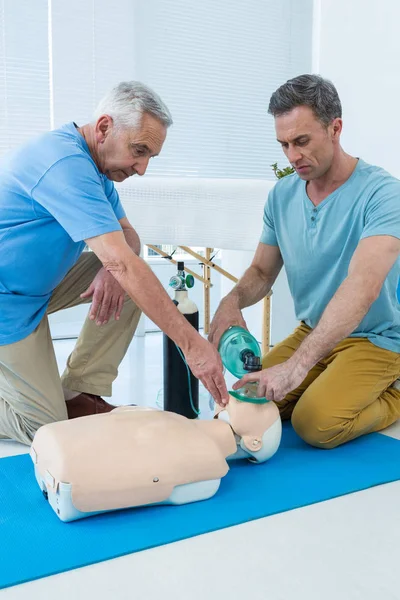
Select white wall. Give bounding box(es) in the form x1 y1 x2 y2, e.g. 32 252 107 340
316 0 400 179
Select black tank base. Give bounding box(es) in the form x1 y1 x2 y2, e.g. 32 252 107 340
163 312 199 419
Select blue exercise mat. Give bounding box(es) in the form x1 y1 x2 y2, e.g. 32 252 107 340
1 423 400 589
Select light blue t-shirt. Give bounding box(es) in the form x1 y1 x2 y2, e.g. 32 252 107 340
0 122 126 345
260 158 400 353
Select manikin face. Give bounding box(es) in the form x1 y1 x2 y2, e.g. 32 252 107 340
275 106 342 180
94 112 167 182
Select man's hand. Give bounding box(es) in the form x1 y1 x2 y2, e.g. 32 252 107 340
208 299 248 348
232 358 308 402
81 267 125 325
184 337 229 406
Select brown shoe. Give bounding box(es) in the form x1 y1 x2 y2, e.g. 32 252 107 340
66 393 118 420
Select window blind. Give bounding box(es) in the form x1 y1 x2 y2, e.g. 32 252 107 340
0 0 313 179
50 0 136 128
132 0 313 179
0 0 50 156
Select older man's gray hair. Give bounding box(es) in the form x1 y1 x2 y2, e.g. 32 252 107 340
94 81 173 130
268 74 342 127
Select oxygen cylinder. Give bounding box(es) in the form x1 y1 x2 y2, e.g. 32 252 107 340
163 261 199 418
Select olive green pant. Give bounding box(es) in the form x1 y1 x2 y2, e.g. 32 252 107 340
263 323 400 448
0 252 141 445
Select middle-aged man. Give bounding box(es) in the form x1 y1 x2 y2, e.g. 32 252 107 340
209 74 400 449
0 80 228 445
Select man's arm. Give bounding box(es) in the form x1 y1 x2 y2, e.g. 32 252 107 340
208 242 283 346
234 235 400 401
226 242 283 308
119 217 141 255
86 230 229 404
292 235 400 371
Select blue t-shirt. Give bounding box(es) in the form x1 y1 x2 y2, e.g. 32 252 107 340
260 159 400 353
0 122 126 345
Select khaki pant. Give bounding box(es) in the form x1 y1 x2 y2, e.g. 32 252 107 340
263 323 400 448
0 252 141 445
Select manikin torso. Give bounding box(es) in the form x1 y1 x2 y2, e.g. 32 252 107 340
30 395 282 522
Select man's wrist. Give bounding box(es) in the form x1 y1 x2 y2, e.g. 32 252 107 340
288 344 316 375
221 291 241 311
174 321 201 354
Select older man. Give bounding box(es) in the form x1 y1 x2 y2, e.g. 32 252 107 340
209 74 400 449
0 81 228 445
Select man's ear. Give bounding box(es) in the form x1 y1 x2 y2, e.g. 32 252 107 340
95 115 114 144
331 117 342 140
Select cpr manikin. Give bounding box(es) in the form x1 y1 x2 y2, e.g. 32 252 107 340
30 327 282 522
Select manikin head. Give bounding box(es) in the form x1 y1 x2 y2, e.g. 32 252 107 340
90 81 172 182
214 394 282 463
268 74 343 181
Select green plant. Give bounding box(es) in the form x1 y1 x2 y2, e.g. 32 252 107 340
271 162 295 179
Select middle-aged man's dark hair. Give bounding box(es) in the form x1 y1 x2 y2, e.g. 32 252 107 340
268 74 342 127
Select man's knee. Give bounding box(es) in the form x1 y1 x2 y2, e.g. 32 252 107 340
291 397 343 449
0 399 67 445
18 415 43 444
27 410 67 443
1 414 46 445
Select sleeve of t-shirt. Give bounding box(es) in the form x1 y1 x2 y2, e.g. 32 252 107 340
361 179 400 241
103 176 126 221
259 188 278 246
31 154 123 243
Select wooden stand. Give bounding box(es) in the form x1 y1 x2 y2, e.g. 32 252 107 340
262 295 271 355
146 245 272 352
203 248 212 335
146 245 210 287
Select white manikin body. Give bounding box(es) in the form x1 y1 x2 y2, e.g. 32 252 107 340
30 397 282 522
